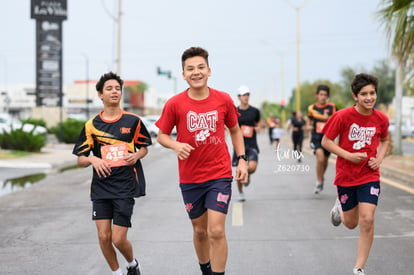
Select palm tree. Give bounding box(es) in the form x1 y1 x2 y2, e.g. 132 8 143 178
377 0 414 69
377 0 414 155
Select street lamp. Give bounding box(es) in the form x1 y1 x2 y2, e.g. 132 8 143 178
82 54 90 119
286 0 309 111
157 66 177 94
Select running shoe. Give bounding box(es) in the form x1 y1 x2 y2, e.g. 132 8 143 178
127 259 142 275
353 268 365 275
239 192 246 202
314 182 323 194
330 198 342 226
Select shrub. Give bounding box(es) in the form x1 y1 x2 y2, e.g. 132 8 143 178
0 128 46 152
51 118 86 143
21 118 48 129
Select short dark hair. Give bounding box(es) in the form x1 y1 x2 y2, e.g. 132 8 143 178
181 47 209 69
351 73 378 96
96 72 123 93
316 84 330 97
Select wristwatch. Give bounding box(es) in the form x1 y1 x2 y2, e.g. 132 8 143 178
237 154 247 161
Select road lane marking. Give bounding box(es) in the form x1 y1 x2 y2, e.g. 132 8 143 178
232 202 244 226
382 177 414 195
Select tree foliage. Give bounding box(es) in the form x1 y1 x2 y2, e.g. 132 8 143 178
377 0 414 93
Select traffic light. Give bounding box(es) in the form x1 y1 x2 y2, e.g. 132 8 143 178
157 66 172 79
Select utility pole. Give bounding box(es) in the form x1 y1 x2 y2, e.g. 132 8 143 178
393 62 403 155
286 0 309 111
82 54 90 119
116 0 122 76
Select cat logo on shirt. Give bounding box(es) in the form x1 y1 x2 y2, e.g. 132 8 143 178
348 123 376 150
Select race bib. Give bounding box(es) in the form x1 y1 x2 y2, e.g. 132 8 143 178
241 125 254 138
316 122 325 134
101 143 128 167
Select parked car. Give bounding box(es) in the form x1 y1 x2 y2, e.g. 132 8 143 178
141 115 176 137
0 113 47 135
140 116 159 138
388 120 414 139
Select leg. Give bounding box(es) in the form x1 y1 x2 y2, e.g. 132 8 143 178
247 160 257 175
95 219 120 271
112 224 134 263
191 212 210 265
355 203 376 270
207 209 228 273
315 149 326 184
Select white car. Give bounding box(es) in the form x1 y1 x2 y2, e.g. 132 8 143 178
141 115 176 137
388 120 414 139
0 113 48 135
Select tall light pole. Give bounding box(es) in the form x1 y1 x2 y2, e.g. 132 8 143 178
286 0 309 111
101 0 122 75
116 0 122 76
82 54 90 119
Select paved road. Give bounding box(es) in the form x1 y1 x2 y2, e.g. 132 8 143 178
0 134 413 274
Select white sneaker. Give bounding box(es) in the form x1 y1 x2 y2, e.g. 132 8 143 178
330 198 342 226
239 192 246 202
314 182 323 194
353 268 365 275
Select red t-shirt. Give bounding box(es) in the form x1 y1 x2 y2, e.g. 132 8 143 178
322 106 389 187
155 88 239 183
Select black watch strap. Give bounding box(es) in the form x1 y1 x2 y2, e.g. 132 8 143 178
237 154 247 161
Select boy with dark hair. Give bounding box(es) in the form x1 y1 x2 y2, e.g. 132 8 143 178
156 46 248 275
307 84 336 193
322 73 389 275
73 71 152 275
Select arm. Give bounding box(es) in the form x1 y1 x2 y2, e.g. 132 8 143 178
123 146 148 166
321 135 367 164
367 135 390 170
157 130 195 160
229 124 248 183
77 155 111 178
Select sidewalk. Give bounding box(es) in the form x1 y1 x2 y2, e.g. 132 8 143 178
0 143 76 171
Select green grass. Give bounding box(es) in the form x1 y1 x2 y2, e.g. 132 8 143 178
0 150 31 159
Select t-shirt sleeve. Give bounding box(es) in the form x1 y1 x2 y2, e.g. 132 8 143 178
134 118 152 148
72 125 91 157
155 98 176 135
225 95 240 128
321 112 340 140
380 113 389 139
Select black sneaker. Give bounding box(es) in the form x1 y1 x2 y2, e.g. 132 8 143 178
127 259 142 275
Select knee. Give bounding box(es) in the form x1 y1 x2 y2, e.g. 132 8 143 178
98 231 112 245
344 220 358 230
208 225 225 242
194 226 208 242
359 215 375 232
112 234 126 248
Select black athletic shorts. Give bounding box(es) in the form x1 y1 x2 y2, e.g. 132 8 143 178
92 198 135 227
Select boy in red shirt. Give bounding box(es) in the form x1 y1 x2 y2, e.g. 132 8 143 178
322 73 390 275
156 47 248 275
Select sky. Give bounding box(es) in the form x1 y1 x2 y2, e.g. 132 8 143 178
1 0 391 107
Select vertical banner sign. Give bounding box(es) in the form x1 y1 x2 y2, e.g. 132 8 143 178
31 0 67 107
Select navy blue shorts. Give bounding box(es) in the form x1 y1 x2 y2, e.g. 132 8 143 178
180 178 232 219
232 147 259 166
337 181 381 212
92 198 135 227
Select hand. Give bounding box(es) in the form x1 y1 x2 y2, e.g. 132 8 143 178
235 160 248 183
347 152 367 164
123 152 138 166
174 142 195 160
367 156 382 170
90 156 111 178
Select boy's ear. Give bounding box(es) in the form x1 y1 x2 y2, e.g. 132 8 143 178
351 93 358 101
